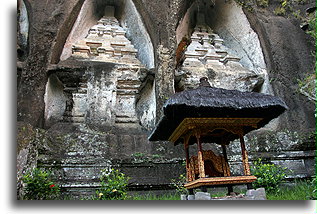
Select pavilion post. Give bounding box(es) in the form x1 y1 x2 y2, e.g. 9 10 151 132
221 144 230 177
239 134 251 176
222 143 233 195
184 136 191 182
196 134 205 178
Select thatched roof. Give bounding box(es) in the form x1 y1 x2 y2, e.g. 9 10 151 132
149 78 288 142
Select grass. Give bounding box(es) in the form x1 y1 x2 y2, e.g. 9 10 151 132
266 180 316 200
58 179 316 200
130 193 180 200
129 179 316 200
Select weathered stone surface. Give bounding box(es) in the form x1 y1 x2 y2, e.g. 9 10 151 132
17 122 47 199
246 188 266 200
120 0 155 69
243 1 315 133
44 59 152 131
45 4 157 132
180 194 187 200
17 0 29 61
35 122 185 198
175 0 269 94
194 192 211 200
155 45 176 122
187 195 195 200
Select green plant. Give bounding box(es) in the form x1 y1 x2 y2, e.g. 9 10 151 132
131 152 145 158
281 0 288 8
95 168 130 200
266 179 316 200
306 14 316 39
274 6 286 16
251 158 288 193
273 0 291 16
131 152 150 163
291 9 302 20
256 0 269 7
297 73 316 97
234 0 254 12
295 0 307 4
171 174 188 195
151 154 163 159
22 168 60 200
311 176 316 200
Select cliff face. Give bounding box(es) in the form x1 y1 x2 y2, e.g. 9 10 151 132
17 0 315 198
243 1 316 133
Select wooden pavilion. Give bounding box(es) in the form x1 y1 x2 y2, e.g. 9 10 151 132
149 77 288 194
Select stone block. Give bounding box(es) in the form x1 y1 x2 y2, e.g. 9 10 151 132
180 194 187 200
246 188 266 200
187 195 195 200
194 192 211 200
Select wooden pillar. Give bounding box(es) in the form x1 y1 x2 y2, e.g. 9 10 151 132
239 134 251 176
184 136 191 182
221 144 231 177
196 134 205 178
222 143 233 195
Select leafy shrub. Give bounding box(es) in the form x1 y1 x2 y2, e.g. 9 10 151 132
311 176 316 200
95 168 130 200
171 174 188 195
251 158 288 193
22 168 60 200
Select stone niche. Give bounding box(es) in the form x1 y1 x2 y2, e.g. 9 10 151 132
61 0 154 69
175 0 269 94
45 3 156 131
17 0 29 60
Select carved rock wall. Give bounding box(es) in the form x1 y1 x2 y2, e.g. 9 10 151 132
243 1 316 133
17 0 315 198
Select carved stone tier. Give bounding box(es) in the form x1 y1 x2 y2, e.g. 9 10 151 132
115 77 141 124
49 6 148 129
182 24 232 67
44 61 148 129
176 13 264 92
71 8 141 66
57 71 88 124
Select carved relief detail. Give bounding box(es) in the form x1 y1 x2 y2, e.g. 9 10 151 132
71 7 142 66
189 150 231 182
175 13 264 92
